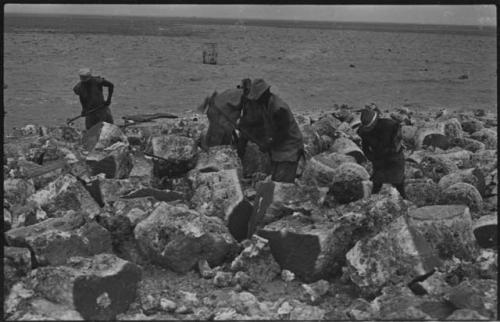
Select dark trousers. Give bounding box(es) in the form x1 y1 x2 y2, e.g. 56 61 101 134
372 180 406 198
85 106 114 130
271 161 298 183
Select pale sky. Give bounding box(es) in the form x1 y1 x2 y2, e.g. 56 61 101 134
4 4 497 26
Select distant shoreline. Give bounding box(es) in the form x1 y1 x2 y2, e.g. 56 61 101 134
4 12 496 37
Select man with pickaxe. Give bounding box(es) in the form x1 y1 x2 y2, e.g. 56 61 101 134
71 68 114 129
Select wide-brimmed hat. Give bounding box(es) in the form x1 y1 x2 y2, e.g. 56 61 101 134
247 79 270 100
78 68 92 80
359 107 379 132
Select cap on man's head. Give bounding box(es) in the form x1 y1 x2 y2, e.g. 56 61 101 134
247 79 270 100
78 68 92 80
359 107 379 132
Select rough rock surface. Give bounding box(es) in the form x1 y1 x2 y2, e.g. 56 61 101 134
329 162 371 204
5 211 113 267
149 135 198 178
134 202 238 273
229 235 281 287
470 149 497 174
329 137 366 164
249 180 327 231
420 155 459 182
27 173 101 219
443 118 463 139
4 247 32 295
438 168 486 196
189 169 252 241
194 145 242 173
408 205 477 260
86 142 133 179
300 152 356 187
11 254 142 320
470 128 497 149
311 114 341 139
345 215 438 295
445 279 497 319
82 121 129 151
452 136 486 152
438 182 483 213
4 178 36 207
404 178 441 207
460 118 484 134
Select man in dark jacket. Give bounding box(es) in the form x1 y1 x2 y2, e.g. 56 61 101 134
357 106 406 198
73 68 114 129
238 79 304 183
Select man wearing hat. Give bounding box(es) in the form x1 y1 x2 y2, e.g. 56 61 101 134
357 106 406 197
73 68 114 129
238 79 304 183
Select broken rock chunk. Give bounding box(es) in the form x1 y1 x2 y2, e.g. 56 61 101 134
249 180 327 233
86 142 133 179
329 162 370 204
5 211 112 267
194 145 242 173
134 202 238 273
345 215 439 295
472 214 497 248
4 178 36 207
258 216 339 282
470 128 497 149
460 118 484 134
300 152 356 187
443 118 463 140
404 178 440 207
27 173 101 219
4 246 32 294
230 235 281 286
445 309 489 320
25 253 142 320
82 121 128 151
149 135 198 178
452 137 486 152
311 114 341 139
408 205 477 260
445 279 497 319
470 149 497 174
189 168 252 241
438 182 483 213
438 168 486 196
420 155 459 182
329 137 366 164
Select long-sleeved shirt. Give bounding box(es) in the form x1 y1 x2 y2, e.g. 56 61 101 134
240 94 303 162
73 76 114 112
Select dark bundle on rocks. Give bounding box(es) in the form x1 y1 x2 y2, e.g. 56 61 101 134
472 214 497 248
134 202 239 273
240 142 272 178
148 135 198 178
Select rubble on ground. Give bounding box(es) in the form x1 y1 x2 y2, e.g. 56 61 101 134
3 108 496 320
